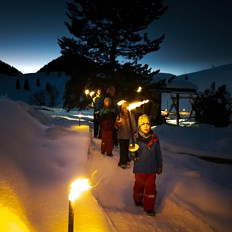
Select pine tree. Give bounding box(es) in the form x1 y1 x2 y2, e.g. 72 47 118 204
46 82 51 92
36 76 40 87
191 84 231 127
16 78 20 90
23 78 30 91
59 0 167 69
59 0 168 110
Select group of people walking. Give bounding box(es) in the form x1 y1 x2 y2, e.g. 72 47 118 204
91 85 163 216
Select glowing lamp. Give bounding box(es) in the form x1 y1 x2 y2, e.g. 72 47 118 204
137 86 142 92
89 91 95 97
85 89 89 95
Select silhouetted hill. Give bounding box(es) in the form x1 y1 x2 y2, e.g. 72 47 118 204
0 60 22 76
38 54 97 74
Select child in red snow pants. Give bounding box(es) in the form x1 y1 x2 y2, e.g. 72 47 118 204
133 173 157 211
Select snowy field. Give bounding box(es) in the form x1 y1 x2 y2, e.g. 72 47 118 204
0 97 232 232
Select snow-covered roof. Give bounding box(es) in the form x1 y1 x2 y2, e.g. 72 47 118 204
165 78 198 92
152 75 198 93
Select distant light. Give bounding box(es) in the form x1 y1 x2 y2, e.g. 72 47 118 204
166 118 195 127
89 91 95 97
85 89 89 95
137 87 142 92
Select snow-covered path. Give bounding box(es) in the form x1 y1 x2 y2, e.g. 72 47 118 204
0 100 231 232
87 136 232 232
42 106 232 232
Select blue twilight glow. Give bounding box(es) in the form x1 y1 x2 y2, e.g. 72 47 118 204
0 0 231 75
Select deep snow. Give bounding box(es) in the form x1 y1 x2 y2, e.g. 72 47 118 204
0 97 232 232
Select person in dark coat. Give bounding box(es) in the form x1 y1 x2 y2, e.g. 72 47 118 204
105 86 119 147
129 114 163 216
92 88 104 138
99 97 117 156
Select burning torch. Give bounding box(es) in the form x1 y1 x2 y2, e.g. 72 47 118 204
68 178 92 232
127 100 149 158
116 100 126 122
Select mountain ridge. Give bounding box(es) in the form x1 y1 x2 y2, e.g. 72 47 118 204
1 55 231 78
1 57 231 94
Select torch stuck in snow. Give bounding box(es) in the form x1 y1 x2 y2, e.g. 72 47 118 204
68 178 91 232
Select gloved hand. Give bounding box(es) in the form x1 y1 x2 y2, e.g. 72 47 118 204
156 167 162 175
129 144 139 160
115 119 122 128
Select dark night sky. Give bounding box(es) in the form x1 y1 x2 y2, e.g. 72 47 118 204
0 0 231 75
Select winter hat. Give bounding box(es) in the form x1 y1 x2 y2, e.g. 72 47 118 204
138 114 150 128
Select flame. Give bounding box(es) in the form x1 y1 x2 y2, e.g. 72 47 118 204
127 100 149 111
89 91 95 97
85 89 89 95
117 100 126 106
137 86 142 92
69 178 91 203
